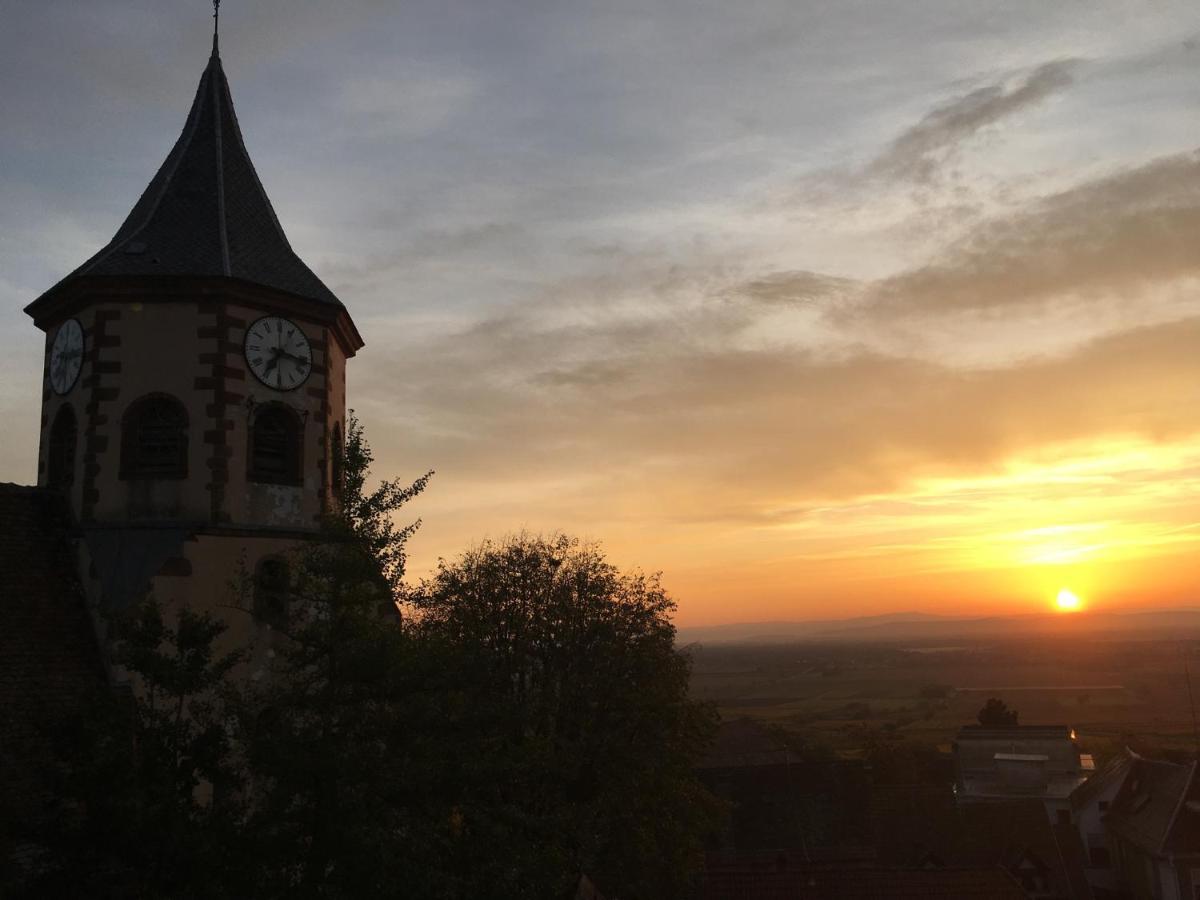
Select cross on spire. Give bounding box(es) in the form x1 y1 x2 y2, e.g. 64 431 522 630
212 0 221 57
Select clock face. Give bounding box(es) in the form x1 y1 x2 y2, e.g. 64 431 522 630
244 316 313 391
49 318 84 395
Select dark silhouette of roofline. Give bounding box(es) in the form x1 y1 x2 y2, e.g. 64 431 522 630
956 726 1074 739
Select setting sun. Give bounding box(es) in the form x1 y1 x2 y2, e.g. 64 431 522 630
1055 589 1083 612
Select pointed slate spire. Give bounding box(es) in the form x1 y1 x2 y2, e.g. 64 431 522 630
45 47 341 308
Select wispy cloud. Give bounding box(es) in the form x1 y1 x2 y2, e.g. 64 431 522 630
738 271 858 307
868 60 1078 183
857 150 1200 319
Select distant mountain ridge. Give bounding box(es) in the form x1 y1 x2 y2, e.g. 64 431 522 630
676 608 1200 645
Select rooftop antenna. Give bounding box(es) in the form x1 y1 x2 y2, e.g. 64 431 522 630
212 0 221 57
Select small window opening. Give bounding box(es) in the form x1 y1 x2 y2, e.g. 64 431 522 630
121 395 188 479
249 405 301 484
48 404 77 489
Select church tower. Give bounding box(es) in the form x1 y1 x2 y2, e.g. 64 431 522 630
24 28 362 648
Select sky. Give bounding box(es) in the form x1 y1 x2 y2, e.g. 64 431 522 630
1 1 1197 625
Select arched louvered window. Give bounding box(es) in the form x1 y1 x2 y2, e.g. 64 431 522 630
249 404 302 485
121 395 188 480
47 404 77 489
254 557 290 629
330 422 344 498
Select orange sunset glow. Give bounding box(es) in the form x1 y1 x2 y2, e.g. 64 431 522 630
397 429 1200 625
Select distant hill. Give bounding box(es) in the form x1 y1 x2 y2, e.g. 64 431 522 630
676 608 1200 645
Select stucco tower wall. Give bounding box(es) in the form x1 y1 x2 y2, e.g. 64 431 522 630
37 294 348 533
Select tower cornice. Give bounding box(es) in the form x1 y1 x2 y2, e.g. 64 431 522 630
25 275 364 358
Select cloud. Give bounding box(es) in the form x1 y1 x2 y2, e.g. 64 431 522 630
855 149 1200 320
773 57 1086 244
868 59 1078 183
718 146 1200 368
356 137 1200 527
738 270 857 306
362 230 1200 519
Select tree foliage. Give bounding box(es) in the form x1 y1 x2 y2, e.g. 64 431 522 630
977 697 1019 728
864 731 947 785
327 412 433 594
24 603 243 898
231 411 438 898
408 533 723 899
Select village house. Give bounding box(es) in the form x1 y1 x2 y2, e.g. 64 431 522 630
954 724 1095 823
1069 750 1136 896
1100 753 1199 900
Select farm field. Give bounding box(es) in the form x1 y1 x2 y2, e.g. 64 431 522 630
687 637 1200 760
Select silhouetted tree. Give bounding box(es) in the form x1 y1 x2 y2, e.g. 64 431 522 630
23 602 243 898
864 731 946 785
766 723 836 762
407 533 723 900
232 412 439 898
977 697 1019 727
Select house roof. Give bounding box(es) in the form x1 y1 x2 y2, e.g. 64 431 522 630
698 864 1027 899
993 753 1049 762
1106 753 1200 857
0 484 107 803
955 723 1085 800
1069 749 1134 811
1165 763 1200 854
27 44 341 312
869 787 1093 899
956 725 1074 740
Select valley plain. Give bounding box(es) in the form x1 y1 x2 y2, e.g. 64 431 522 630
687 616 1200 762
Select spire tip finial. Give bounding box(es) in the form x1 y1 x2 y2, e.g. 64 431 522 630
212 0 221 57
